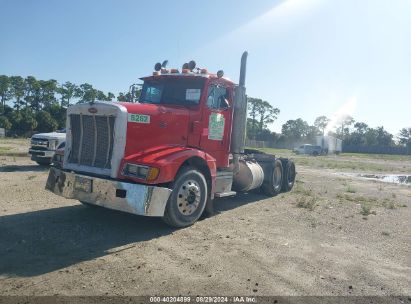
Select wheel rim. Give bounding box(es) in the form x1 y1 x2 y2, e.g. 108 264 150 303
273 165 282 190
177 179 201 216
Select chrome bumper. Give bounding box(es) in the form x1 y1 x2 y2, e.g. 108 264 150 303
45 167 172 217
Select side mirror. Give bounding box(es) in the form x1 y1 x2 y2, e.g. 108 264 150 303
221 98 230 110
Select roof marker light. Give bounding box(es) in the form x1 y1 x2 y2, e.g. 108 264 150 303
188 60 196 71
154 62 162 71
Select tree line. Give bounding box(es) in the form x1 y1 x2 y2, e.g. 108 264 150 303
0 74 410 149
0 75 132 136
246 98 411 148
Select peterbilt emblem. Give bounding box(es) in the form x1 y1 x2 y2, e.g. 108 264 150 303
88 107 98 114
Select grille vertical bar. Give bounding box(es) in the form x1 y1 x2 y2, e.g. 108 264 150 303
92 115 98 166
68 114 115 170
69 114 81 164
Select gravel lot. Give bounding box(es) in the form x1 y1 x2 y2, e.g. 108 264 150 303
0 147 410 296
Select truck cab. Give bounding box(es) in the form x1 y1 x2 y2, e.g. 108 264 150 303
46 53 296 227
29 131 66 165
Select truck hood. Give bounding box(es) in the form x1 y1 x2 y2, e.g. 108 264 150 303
32 132 66 140
119 102 190 155
119 102 189 115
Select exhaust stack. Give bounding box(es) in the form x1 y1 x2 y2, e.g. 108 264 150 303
231 51 248 173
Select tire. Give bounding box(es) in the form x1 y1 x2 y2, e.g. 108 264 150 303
282 160 296 192
162 167 208 228
262 159 283 196
79 201 98 208
35 158 51 166
312 151 319 156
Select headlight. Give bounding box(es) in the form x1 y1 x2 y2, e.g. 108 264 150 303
122 163 159 181
48 140 58 150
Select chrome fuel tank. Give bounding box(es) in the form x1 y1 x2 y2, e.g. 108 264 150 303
232 160 264 192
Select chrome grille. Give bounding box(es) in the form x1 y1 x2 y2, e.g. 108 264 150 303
31 138 49 148
68 114 115 169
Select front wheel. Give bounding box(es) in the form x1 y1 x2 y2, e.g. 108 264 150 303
35 158 51 166
79 201 97 208
162 167 208 228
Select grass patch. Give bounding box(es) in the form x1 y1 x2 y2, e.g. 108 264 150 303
336 193 344 200
253 147 411 173
27 175 36 180
296 196 317 211
346 186 356 193
342 152 411 162
294 183 313 196
382 198 396 209
0 137 29 145
0 146 28 156
0 138 29 156
0 151 28 157
252 147 292 157
360 202 377 216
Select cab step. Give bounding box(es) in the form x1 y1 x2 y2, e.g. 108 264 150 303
214 191 237 198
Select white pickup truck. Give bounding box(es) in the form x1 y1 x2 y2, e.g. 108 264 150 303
293 144 323 156
29 131 66 165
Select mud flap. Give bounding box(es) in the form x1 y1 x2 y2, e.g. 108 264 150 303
203 197 215 216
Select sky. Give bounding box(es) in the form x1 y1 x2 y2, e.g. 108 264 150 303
1 0 410 136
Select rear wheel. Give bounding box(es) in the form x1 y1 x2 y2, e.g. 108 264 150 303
79 201 98 208
35 158 51 166
162 167 207 228
262 159 283 196
282 160 296 192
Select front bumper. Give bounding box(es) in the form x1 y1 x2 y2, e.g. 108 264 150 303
45 167 172 217
29 149 55 158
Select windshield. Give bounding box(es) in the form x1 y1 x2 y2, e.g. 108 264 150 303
139 78 205 106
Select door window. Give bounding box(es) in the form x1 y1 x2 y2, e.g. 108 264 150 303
206 85 229 110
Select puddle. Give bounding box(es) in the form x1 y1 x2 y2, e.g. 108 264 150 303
358 174 411 185
340 173 411 185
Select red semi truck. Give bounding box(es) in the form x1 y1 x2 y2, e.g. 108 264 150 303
46 52 296 227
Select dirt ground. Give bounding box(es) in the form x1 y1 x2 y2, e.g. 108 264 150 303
0 143 410 296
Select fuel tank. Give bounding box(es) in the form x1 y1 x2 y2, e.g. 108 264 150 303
232 160 264 192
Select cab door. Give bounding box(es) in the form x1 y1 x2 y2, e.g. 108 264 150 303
199 83 233 168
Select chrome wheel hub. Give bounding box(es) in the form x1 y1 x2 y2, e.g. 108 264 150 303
177 179 201 215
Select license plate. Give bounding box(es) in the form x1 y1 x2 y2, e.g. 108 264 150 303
74 176 92 193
